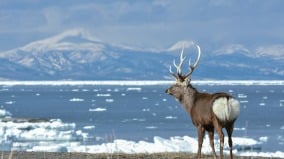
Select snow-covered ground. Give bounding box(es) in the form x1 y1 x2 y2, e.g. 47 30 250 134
0 108 283 158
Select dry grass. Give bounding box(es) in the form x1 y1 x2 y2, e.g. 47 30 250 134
0 152 282 159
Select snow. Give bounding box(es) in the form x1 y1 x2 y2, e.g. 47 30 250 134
20 29 103 53
167 40 195 51
0 108 283 158
213 44 250 56
256 45 284 59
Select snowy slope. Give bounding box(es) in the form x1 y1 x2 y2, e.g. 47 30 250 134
0 29 283 80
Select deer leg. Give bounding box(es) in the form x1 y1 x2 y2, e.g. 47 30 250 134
226 124 234 159
196 125 205 159
208 129 217 159
213 121 224 159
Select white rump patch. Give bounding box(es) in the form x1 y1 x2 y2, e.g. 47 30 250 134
212 97 240 122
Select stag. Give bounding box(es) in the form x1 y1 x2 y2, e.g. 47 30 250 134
165 45 240 159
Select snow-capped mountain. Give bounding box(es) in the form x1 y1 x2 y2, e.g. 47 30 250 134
0 29 283 80
0 29 174 80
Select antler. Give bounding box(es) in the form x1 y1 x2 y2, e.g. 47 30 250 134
184 45 201 78
169 44 201 80
169 46 185 78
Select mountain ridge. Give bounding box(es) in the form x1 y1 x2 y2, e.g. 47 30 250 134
0 29 283 80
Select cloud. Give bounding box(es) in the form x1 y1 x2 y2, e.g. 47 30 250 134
1 0 284 51
42 7 62 30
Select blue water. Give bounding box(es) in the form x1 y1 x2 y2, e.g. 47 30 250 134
1 83 283 152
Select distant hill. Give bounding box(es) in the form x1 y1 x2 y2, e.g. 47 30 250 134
0 29 283 80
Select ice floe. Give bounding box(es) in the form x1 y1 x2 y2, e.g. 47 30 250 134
165 116 177 120
0 109 12 117
89 108 107 112
96 93 111 97
1 107 284 158
69 98 84 102
105 99 114 103
66 136 284 158
0 109 88 151
127 87 142 91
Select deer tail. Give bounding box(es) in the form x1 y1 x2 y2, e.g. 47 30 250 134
212 97 240 122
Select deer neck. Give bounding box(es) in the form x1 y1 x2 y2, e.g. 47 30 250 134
180 85 198 112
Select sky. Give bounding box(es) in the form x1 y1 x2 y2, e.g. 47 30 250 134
1 0 284 54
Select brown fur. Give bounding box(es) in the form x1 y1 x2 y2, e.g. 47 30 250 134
166 45 239 159
166 82 237 159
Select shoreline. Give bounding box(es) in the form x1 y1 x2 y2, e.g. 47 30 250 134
1 152 282 159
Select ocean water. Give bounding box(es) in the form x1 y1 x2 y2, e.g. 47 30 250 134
0 81 283 157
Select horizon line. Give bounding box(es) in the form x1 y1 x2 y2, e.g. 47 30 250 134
0 80 283 86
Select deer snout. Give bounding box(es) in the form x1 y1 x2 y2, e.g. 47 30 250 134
165 88 171 94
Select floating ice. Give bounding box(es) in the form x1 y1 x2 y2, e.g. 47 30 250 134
89 108 107 112
145 126 158 129
97 93 111 97
105 99 114 103
121 118 146 123
0 117 88 151
127 87 142 91
69 98 84 102
65 135 284 158
83 125 95 130
238 94 247 98
0 109 12 117
1 110 284 158
280 100 284 107
234 127 246 131
259 136 268 142
142 97 148 100
142 108 150 112
165 116 177 120
5 101 15 105
239 100 248 103
238 151 284 158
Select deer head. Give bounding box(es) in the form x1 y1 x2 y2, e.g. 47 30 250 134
165 45 201 100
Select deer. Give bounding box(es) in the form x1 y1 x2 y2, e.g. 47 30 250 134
165 45 240 159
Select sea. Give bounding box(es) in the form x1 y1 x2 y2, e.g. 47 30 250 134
0 81 283 157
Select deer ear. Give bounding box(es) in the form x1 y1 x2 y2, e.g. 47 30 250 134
184 76 191 85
